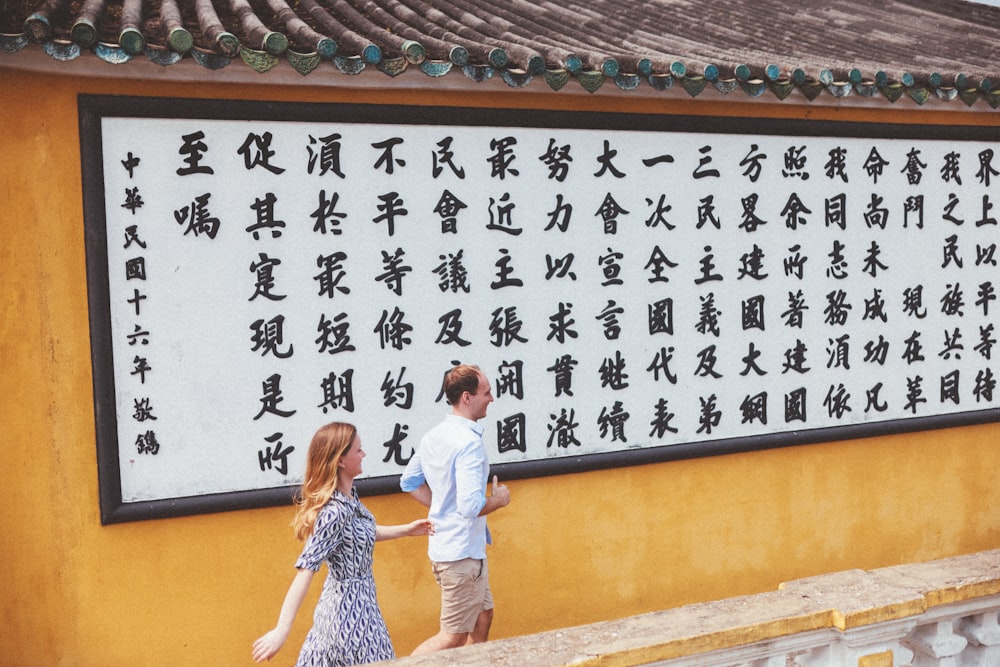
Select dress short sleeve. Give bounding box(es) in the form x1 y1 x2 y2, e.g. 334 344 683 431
294 498 349 571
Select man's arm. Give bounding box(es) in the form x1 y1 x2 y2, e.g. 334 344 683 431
455 442 489 518
455 444 511 518
478 475 510 516
407 483 432 508
399 446 425 494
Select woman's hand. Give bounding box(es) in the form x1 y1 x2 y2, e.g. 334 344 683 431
376 518 434 541
252 628 288 662
405 518 435 537
252 568 314 662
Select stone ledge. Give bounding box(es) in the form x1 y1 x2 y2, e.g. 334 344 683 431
379 548 1000 667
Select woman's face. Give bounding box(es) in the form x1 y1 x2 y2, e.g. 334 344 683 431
339 433 365 480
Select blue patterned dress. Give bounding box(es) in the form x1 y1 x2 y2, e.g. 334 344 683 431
294 488 395 667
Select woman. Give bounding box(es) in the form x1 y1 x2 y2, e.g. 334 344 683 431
253 422 433 666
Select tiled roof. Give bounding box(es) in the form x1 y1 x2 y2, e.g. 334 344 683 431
3 0 1000 106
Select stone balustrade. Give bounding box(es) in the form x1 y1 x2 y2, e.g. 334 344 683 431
382 549 1000 667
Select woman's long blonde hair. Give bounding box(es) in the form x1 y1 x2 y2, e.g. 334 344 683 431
291 422 357 540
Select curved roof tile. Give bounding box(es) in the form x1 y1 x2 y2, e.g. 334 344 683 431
2 0 1000 106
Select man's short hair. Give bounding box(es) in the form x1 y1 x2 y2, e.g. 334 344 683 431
443 364 482 405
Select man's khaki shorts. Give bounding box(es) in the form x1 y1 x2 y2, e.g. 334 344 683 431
431 557 494 634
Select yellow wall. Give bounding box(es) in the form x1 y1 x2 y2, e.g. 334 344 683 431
2 65 999 666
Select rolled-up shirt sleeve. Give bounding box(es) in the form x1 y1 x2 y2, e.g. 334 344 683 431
454 440 487 519
399 446 425 492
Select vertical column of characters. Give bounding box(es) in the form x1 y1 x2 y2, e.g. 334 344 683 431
481 131 531 457
842 141 893 420
634 141 684 448
366 131 419 471
308 127 361 468
537 132 586 453
589 137 638 447
424 132 474 427
767 142 812 430
239 127 299 480
168 126 224 487
805 139 858 427
894 143 938 415
118 148 159 458
726 141 772 435
686 140 730 440
962 145 1000 407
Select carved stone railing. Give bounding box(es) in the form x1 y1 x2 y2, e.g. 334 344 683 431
384 549 1000 667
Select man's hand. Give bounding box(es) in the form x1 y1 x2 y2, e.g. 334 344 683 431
489 475 510 508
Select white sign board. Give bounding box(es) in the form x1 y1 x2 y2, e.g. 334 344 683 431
81 96 1000 522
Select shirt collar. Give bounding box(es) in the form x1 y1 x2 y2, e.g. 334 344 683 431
333 487 359 503
446 413 484 437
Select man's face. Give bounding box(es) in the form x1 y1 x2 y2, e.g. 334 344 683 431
468 372 494 420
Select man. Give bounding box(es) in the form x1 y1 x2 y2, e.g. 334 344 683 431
400 364 512 654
